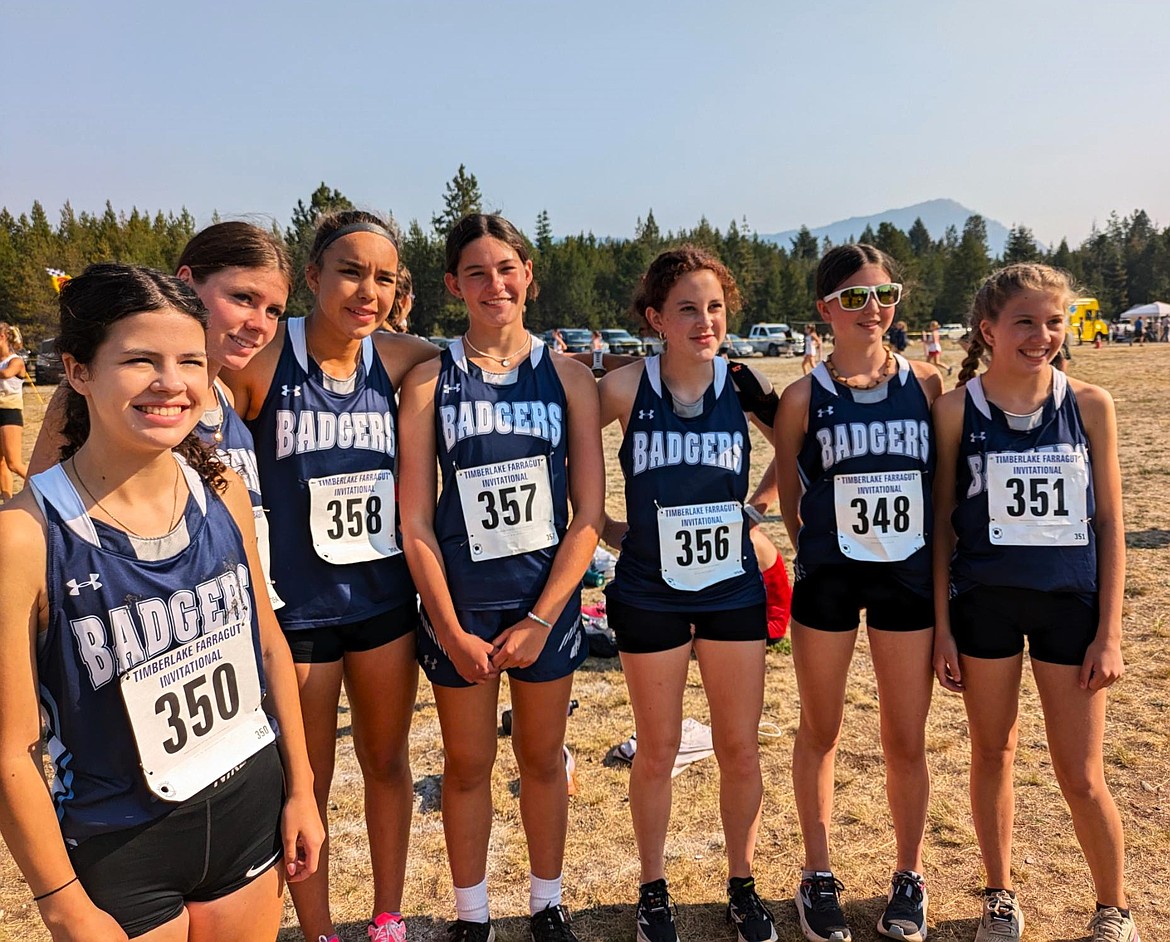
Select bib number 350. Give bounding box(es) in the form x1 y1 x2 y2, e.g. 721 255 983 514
121 621 274 802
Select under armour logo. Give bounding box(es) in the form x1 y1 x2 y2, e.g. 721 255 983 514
442 383 461 394
817 406 834 418
969 432 986 442
281 385 301 397
638 409 654 419
422 655 438 671
67 573 103 596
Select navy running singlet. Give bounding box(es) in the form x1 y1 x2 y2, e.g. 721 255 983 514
32 459 273 843
607 356 763 612
950 370 1097 595
197 381 282 609
249 319 414 629
433 337 569 611
794 355 934 593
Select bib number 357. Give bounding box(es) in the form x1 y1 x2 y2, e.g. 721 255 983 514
456 456 558 561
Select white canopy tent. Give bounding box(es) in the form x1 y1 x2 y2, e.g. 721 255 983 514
1118 301 1170 320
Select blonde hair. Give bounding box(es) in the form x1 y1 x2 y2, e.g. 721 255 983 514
0 322 20 348
958 264 1079 386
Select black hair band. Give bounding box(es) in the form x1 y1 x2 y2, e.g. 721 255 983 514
315 222 396 257
33 876 78 902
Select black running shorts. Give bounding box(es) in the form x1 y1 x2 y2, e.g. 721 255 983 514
790 562 933 633
607 598 767 654
285 598 419 663
950 585 1098 665
68 744 284 938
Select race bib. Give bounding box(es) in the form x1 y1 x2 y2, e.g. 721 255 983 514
456 456 558 562
656 501 745 592
833 471 925 562
121 620 273 801
307 470 399 565
253 507 284 610
986 450 1090 546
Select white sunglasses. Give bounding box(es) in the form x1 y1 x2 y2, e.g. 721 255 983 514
822 283 903 310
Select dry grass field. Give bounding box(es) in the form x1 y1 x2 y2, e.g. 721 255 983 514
2 342 1168 942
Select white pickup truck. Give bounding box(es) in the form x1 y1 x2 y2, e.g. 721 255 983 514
745 322 801 356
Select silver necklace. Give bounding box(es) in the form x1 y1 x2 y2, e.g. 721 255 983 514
72 456 182 538
462 332 530 368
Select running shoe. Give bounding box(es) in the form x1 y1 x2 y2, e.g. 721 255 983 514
876 870 927 941
1088 906 1140 942
447 920 495 942
530 904 580 942
727 877 778 942
319 936 339 942
974 890 1023 942
369 912 408 942
636 878 681 942
794 872 851 942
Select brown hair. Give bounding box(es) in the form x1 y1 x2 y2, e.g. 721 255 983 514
308 210 398 266
815 243 901 299
630 244 742 331
56 264 226 489
177 221 293 289
444 214 541 299
958 263 1079 386
387 263 413 333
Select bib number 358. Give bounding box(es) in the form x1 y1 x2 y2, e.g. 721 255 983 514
308 469 400 564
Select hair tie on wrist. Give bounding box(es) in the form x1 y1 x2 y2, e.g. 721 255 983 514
33 876 78 902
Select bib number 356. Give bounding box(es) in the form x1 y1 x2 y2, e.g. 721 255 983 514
657 501 745 592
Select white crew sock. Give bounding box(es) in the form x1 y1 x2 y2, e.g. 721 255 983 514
530 872 563 915
454 877 490 924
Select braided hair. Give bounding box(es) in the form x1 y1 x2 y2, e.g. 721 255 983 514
957 263 1079 387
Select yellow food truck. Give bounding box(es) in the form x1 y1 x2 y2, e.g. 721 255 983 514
1068 298 1108 344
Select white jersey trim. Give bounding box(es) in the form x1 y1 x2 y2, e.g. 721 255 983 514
645 354 727 399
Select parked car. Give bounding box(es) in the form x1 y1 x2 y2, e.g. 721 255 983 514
36 337 64 385
745 322 795 356
427 336 452 350
941 323 966 342
599 329 644 356
720 332 757 357
544 328 607 354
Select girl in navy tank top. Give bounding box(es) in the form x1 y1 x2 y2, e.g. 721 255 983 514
932 265 1137 941
0 265 321 941
598 246 777 942
26 222 292 613
224 212 438 942
399 214 603 942
775 245 942 942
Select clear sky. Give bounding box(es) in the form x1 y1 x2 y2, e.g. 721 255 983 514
1 0 1165 247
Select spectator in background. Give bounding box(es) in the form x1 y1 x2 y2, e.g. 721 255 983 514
890 319 909 354
1133 316 1145 344
0 322 29 500
590 329 603 351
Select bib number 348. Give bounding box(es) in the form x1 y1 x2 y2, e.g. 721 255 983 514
656 501 745 592
833 471 925 562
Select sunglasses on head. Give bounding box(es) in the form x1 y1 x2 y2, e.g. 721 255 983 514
822 283 903 310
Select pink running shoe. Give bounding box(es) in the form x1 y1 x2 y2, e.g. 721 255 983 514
369 912 408 942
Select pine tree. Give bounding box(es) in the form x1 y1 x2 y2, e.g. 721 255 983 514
284 183 354 319
1002 225 1039 264
431 165 483 239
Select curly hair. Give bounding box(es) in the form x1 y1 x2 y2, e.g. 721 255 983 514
56 264 227 490
630 244 742 333
957 264 1079 387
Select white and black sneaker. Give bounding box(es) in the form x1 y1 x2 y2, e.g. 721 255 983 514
636 879 681 942
876 870 927 941
447 920 495 942
795 872 852 942
727 877 778 942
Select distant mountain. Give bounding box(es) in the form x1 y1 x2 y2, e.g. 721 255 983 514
761 198 1025 257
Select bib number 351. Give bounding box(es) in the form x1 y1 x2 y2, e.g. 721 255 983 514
986 450 1089 546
